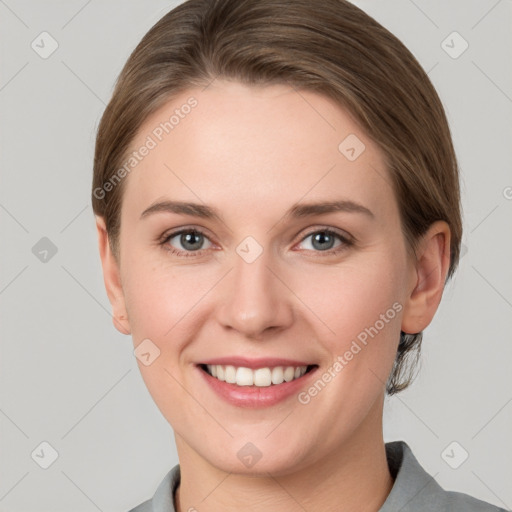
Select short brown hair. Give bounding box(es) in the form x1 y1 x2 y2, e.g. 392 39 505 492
92 0 462 394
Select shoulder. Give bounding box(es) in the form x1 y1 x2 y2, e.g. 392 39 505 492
443 489 509 511
127 464 181 512
380 441 508 512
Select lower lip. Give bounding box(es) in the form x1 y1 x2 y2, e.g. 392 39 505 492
196 365 318 408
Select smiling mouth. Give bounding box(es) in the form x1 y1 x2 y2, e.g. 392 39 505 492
198 363 318 387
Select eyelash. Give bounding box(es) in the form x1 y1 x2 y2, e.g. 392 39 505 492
159 226 354 258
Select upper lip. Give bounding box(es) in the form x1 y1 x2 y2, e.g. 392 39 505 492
198 357 315 369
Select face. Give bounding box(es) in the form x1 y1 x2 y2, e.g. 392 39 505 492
102 80 425 476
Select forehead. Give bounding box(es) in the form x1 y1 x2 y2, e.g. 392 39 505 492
122 80 396 225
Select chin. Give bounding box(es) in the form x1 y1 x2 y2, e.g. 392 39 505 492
197 438 313 477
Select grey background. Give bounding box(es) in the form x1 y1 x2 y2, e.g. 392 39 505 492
0 0 511 510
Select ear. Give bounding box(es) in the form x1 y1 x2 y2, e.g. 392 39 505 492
95 216 131 335
401 221 451 335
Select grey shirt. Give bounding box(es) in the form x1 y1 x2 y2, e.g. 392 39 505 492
129 441 508 511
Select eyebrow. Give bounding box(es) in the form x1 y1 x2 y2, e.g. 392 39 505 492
140 199 374 221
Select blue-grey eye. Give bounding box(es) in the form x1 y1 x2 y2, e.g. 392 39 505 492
299 230 344 251
167 230 212 252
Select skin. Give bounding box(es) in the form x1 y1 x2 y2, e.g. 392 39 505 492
96 79 451 511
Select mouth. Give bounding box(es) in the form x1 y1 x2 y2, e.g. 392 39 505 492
198 363 318 387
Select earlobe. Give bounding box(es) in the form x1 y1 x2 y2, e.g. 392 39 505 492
95 216 131 335
401 221 451 335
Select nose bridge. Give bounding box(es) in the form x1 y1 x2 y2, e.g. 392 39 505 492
216 240 293 337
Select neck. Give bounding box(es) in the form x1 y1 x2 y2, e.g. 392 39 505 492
174 398 393 512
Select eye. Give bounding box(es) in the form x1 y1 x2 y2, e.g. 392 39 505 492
160 226 352 258
296 228 352 254
162 228 213 256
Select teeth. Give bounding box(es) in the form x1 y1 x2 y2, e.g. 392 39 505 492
254 368 272 386
205 364 308 387
284 366 295 382
271 366 284 384
225 365 236 383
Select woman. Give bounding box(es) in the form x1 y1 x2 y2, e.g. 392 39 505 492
92 0 507 510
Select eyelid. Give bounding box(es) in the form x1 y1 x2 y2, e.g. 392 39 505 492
159 225 216 244
296 225 354 243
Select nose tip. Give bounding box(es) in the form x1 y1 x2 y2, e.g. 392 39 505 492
232 308 279 339
216 254 294 339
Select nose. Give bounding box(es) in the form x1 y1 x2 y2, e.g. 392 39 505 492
215 246 294 339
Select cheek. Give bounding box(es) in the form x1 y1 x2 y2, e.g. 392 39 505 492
120 256 211 423
123 261 208 340
297 257 404 335
284 258 405 430
288 253 406 387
